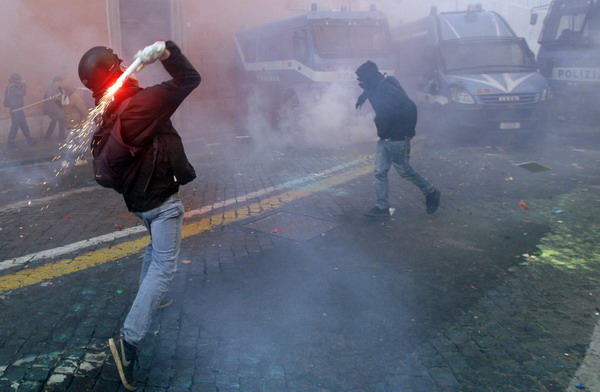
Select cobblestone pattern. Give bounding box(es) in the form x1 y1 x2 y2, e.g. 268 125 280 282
0 135 599 391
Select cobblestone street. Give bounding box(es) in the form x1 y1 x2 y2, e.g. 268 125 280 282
0 122 599 391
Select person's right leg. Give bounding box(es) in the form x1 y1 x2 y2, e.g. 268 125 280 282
374 140 392 210
8 113 18 147
15 112 36 145
45 118 57 138
122 194 183 345
365 140 392 218
110 195 183 390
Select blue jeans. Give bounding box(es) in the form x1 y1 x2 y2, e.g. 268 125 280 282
122 194 184 346
374 139 435 210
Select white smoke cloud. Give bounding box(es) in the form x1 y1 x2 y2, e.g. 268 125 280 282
242 83 376 151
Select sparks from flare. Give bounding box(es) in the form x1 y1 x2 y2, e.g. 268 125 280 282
53 57 141 178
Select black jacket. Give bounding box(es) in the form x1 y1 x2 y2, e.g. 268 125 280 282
366 76 417 140
5 82 26 110
103 41 201 212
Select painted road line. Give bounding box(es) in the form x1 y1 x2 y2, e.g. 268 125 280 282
0 163 371 293
0 226 147 272
0 186 98 213
0 155 372 271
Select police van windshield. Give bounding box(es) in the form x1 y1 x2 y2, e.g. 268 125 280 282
312 21 390 58
441 39 536 73
438 12 515 40
539 1 600 47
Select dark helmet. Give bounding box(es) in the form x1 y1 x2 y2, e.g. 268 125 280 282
9 73 21 82
78 46 122 92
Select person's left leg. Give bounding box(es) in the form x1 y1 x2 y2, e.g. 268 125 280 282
121 194 184 346
390 139 435 195
45 117 57 138
391 139 440 213
58 118 66 140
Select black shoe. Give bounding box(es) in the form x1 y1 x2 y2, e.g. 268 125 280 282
426 189 441 214
28 140 37 147
159 298 173 309
364 206 390 218
108 335 137 391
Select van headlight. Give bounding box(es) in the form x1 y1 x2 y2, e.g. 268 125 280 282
540 86 552 101
450 86 475 104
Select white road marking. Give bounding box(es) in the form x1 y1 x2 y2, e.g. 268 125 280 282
0 155 370 271
0 186 98 213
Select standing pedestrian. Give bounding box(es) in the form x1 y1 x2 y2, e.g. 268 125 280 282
4 73 36 148
58 79 90 165
78 40 200 391
43 76 66 140
355 61 440 218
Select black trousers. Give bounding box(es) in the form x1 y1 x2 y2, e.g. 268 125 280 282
8 110 35 145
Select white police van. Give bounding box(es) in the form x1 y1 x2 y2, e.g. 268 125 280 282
531 0 600 121
392 5 551 143
234 4 395 123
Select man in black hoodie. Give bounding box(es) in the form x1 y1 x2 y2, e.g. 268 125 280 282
78 41 200 391
355 60 440 218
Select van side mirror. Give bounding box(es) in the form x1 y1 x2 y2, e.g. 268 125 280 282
530 13 538 25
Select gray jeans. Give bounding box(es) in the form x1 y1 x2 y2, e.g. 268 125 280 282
122 194 184 346
374 139 434 210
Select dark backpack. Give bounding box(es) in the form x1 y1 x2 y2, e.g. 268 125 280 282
91 98 146 194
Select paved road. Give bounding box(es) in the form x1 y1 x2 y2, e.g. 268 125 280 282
0 121 599 391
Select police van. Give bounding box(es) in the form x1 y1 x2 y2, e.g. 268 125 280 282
531 0 600 121
392 5 550 142
234 4 395 121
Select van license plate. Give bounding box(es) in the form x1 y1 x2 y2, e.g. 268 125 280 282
500 122 520 130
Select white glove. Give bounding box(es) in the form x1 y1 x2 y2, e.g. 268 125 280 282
134 41 168 71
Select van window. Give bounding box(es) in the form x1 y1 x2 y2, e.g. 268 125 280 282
312 21 390 58
440 40 536 73
540 1 600 46
240 37 257 62
294 30 309 62
258 35 284 61
438 13 514 40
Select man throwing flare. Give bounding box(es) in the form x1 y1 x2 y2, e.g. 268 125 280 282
78 41 200 390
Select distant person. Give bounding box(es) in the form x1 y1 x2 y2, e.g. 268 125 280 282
355 60 440 218
78 40 199 391
4 73 36 148
43 76 66 140
58 79 90 165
